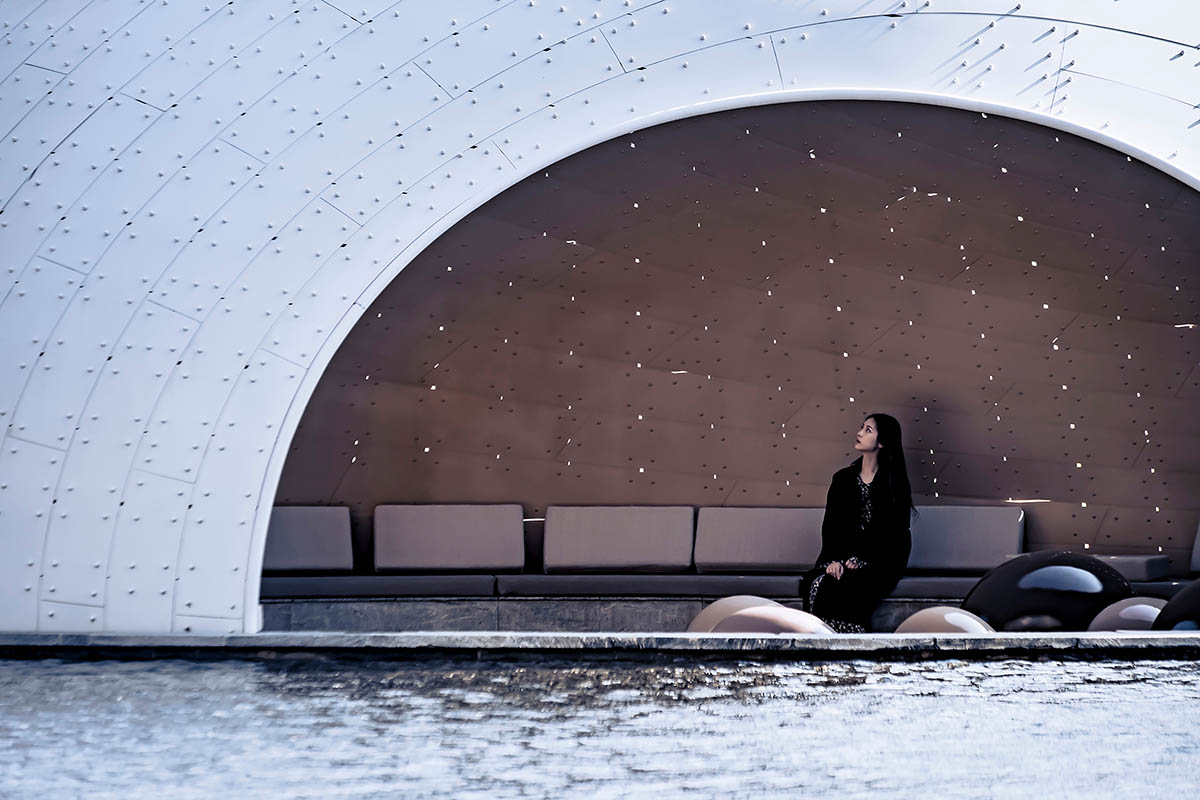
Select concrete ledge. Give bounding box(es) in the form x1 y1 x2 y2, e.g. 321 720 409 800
261 597 919 633
2 631 1199 660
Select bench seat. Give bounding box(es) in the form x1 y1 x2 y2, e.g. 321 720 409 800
543 505 695 572
1129 579 1194 600
375 504 524 571
498 574 983 600
887 576 981 600
259 574 1195 602
1093 554 1171 581
264 506 354 572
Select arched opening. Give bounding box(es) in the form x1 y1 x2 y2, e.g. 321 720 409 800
263 100 1199 625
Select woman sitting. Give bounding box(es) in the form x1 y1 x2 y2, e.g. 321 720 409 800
801 413 915 632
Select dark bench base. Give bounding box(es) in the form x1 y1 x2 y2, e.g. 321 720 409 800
498 574 803 596
262 597 964 634
260 576 1195 633
261 574 994 600
260 575 497 597
1130 580 1193 599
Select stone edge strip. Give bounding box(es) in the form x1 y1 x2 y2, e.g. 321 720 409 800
2 631 1200 660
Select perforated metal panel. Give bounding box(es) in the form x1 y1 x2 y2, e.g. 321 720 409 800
497 33 781 167
174 350 301 621
39 302 195 607
13 143 257 449
269 141 513 366
0 0 81 81
2 0 221 206
124 0 294 111
418 0 653 97
0 438 62 630
0 95 156 299
103 469 190 632
138 201 350 480
38 600 104 632
0 258 78 422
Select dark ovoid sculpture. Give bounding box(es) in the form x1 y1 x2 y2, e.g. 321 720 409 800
1087 597 1166 632
961 551 1133 632
1151 580 1200 631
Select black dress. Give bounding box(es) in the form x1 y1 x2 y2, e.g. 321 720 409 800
801 458 912 632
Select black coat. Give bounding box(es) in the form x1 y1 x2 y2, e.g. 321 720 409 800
802 458 913 624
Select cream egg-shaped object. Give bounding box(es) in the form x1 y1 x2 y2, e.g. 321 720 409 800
687 595 783 633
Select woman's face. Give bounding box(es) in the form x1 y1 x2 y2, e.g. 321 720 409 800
854 417 880 453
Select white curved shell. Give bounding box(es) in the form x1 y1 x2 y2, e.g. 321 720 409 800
0 0 1196 633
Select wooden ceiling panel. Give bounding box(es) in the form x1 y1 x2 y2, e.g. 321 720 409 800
335 383 583 464
649 331 842 389
332 446 736 519
934 451 1171 508
1177 362 1200 400
418 213 600 286
637 374 807 432
1055 310 1198 359
479 176 634 243
1020 501 1110 550
562 414 852 486
959 253 1185 323
481 288 690 366
1096 504 1200 545
723 478 840 508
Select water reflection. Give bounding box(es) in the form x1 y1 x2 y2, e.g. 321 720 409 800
254 656 872 713
2 656 1200 798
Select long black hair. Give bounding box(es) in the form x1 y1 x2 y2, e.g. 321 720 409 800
864 412 917 520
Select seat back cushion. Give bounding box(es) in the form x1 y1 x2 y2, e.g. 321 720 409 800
374 504 525 571
543 506 694 572
263 506 354 572
908 505 1025 572
694 507 824 573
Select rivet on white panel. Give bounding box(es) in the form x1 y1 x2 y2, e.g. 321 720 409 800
105 469 191 632
0 96 158 300
0 258 79 422
174 349 302 620
39 302 195 608
0 439 64 630
275 142 511 366
39 600 104 633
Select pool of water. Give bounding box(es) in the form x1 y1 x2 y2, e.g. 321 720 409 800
2 655 1199 798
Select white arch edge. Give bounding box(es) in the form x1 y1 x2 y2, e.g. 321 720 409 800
242 86 1199 632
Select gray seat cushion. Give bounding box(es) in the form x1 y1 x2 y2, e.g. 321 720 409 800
1092 554 1170 581
263 506 353 572
497 574 801 597
909 505 1025 572
259 575 496 598
374 504 525 571
694 507 824 572
888 576 980 600
543 506 694 572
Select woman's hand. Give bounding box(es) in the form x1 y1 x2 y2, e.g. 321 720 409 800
845 557 863 570
825 561 845 579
